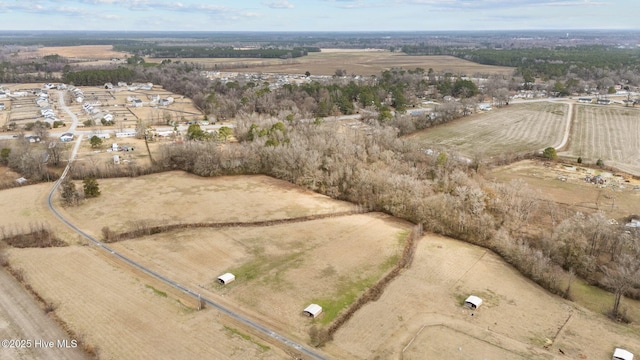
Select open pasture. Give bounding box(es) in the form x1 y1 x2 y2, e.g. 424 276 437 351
330 234 640 359
407 101 568 158
57 171 357 235
108 212 409 340
146 50 515 77
35 45 129 60
560 104 640 176
4 246 287 360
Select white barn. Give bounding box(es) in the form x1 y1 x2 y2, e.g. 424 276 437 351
303 304 323 318
613 348 634 360
464 295 483 310
217 273 235 285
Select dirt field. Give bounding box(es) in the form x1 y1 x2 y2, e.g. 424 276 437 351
407 101 568 158
35 45 129 60
560 104 640 176
489 159 640 221
329 234 640 359
145 50 515 77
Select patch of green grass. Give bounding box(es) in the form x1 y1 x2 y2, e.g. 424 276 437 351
145 284 167 298
379 253 399 272
312 275 379 325
226 248 304 290
223 326 270 352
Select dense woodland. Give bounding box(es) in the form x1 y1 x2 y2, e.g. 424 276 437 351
1 35 640 320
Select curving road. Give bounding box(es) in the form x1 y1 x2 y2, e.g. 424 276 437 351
46 141 328 360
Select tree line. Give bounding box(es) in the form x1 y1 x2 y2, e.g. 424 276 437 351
403 44 640 84
113 44 319 59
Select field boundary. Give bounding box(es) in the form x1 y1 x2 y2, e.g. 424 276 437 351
102 209 368 242
319 223 423 344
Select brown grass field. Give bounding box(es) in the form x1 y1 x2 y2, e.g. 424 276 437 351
0 171 639 359
560 104 640 176
35 45 129 60
150 50 515 77
30 45 514 77
407 101 569 158
330 234 640 359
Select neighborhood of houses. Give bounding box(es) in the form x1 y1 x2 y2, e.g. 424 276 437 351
0 81 194 143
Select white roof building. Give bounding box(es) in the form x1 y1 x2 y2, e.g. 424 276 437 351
613 348 634 360
217 273 236 285
464 295 483 310
303 304 323 318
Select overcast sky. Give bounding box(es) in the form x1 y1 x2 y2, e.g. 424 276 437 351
0 0 638 32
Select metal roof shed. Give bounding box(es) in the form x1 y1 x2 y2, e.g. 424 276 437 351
613 348 634 360
464 295 483 310
217 273 235 285
303 304 323 318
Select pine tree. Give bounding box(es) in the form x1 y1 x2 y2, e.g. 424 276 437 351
83 177 101 198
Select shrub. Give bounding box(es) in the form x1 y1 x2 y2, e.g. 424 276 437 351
542 147 557 160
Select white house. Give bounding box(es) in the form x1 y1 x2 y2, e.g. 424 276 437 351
0 103 5 110
132 99 143 107
217 273 236 285
464 295 483 310
613 348 634 360
303 304 323 318
115 131 136 138
60 133 74 142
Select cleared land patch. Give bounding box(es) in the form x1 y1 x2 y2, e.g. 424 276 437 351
407 102 568 158
107 213 409 340
35 45 129 60
561 104 640 176
489 159 640 221
57 171 356 235
146 50 515 77
330 234 640 359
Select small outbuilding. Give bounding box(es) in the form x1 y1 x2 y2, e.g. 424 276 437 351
613 348 634 360
464 295 483 310
303 304 323 318
217 273 235 285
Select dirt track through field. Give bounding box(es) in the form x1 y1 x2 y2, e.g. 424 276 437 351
0 267 87 360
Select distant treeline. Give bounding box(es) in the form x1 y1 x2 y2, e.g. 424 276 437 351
402 45 640 79
62 67 136 86
113 44 320 59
